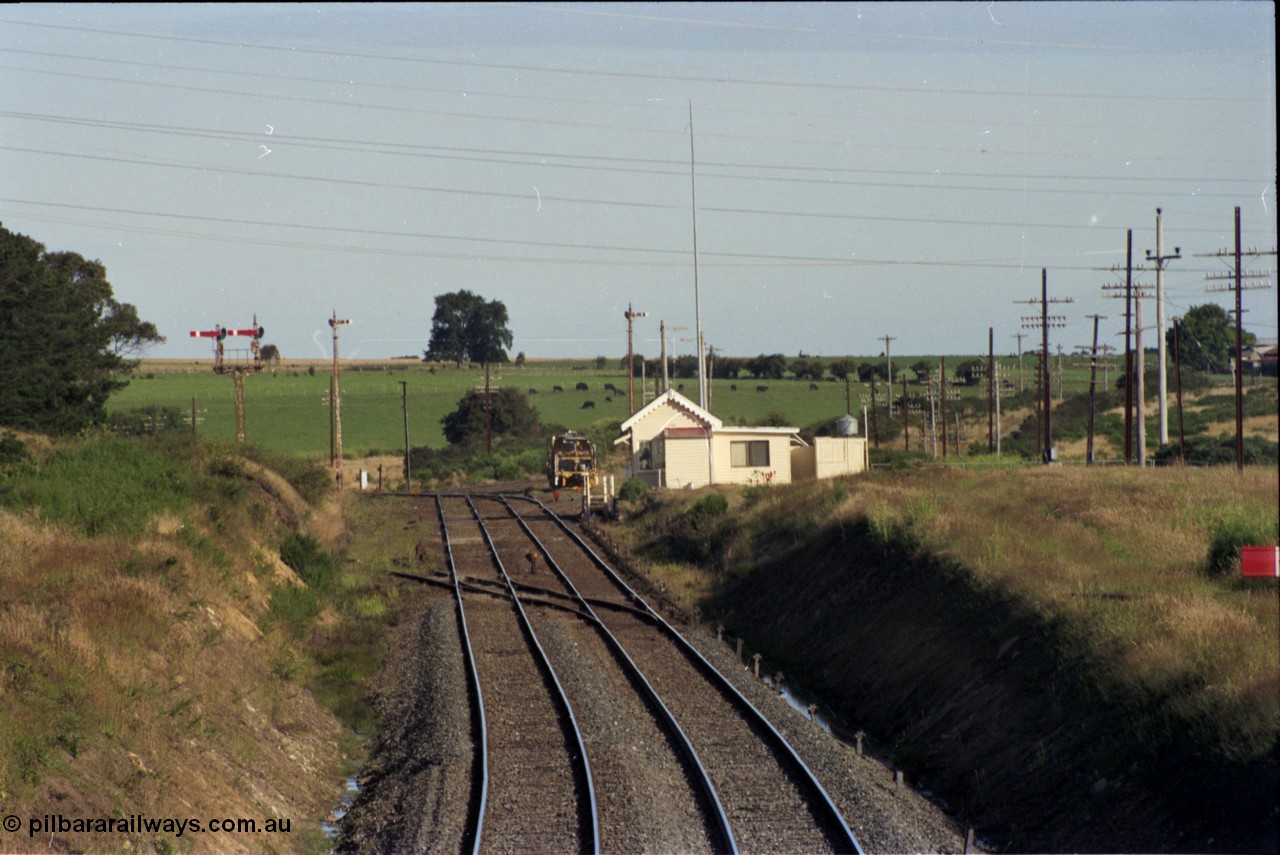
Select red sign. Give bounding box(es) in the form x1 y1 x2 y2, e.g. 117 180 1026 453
1241 546 1279 578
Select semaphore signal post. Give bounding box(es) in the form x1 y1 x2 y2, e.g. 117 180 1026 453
189 318 265 442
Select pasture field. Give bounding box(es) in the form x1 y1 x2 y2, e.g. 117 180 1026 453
109 356 1237 459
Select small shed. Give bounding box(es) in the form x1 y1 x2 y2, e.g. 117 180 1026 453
615 390 801 488
614 390 866 488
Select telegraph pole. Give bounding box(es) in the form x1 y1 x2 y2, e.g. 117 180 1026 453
329 311 351 475
1077 314 1105 465
1173 317 1186 463
400 380 411 489
1101 246 1152 465
1146 208 1181 446
987 328 995 453
1009 332 1025 393
1016 269 1072 464
660 320 669 394
880 335 896 390
1196 207 1275 471
939 356 948 458
625 303 648 415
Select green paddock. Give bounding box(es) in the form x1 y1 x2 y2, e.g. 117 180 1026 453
107 357 1103 459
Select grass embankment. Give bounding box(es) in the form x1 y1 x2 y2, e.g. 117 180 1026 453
0 431 418 854
613 466 1279 852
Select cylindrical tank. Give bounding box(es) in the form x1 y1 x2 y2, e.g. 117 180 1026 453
835 413 858 436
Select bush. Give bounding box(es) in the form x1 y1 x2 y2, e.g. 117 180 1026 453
1204 510 1279 578
689 491 728 519
279 532 336 591
618 477 648 502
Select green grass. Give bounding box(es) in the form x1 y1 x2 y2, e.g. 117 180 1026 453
107 358 1030 458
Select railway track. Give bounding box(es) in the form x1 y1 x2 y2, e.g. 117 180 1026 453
433 491 865 854
437 495 595 854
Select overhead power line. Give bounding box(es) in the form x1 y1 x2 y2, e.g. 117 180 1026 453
2 17 1272 100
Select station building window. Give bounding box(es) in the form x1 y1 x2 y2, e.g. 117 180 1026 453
730 440 770 467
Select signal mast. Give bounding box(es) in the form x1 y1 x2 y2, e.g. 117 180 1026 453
189 318 265 442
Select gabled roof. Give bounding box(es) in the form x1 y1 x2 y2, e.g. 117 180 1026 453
618 388 722 433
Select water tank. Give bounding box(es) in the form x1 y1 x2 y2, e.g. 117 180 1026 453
835 414 858 436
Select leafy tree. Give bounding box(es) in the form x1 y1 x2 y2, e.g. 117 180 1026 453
1170 303 1255 373
716 356 743 379
595 355 608 370
41 251 165 359
856 361 888 382
619 353 648 377
746 353 787 380
0 225 163 434
515 351 526 368
260 343 281 364
910 359 934 383
441 387 541 448
829 358 856 380
790 357 826 381
671 354 698 379
954 359 986 386
424 289 513 367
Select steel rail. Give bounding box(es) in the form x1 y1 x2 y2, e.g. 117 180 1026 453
462 494 602 855
511 493 866 855
488 494 739 855
433 495 489 855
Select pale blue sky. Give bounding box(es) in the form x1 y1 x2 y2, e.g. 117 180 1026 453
1 2 1275 362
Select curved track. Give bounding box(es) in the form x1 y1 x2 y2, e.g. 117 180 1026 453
437 492 864 855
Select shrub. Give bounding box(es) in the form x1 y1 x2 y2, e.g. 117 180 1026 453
279 532 336 591
1204 510 1279 578
618 477 648 502
689 491 728 519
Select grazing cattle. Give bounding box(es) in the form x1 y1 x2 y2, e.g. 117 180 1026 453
552 385 564 392
575 382 589 391
730 384 737 391
604 396 613 403
581 400 595 409
677 384 685 391
604 383 618 393
810 383 819 391
414 541 429 564
528 388 538 394
756 385 769 392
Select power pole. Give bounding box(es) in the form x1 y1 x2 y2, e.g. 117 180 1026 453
1076 314 1105 465
625 303 648 415
1196 207 1275 472
1016 269 1072 464
939 356 948 458
870 379 880 448
1173 317 1186 464
1102 253 1152 466
485 362 492 455
880 335 896 390
1009 332 1026 393
987 327 995 453
400 380 411 489
901 374 910 451
1145 208 1181 446
660 320 669 394
329 312 351 475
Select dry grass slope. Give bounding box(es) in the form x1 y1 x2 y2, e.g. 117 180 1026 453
0 439 350 854
613 464 1279 852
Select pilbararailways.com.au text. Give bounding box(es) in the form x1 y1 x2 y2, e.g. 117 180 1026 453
7 813 292 838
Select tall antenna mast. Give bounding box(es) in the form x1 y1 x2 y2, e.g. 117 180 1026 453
689 101 706 409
